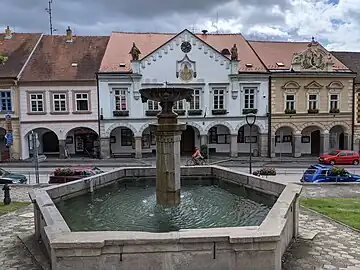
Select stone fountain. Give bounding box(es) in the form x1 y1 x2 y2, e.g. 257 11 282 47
139 87 193 206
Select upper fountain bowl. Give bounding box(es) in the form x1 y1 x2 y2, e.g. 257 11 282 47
139 87 193 104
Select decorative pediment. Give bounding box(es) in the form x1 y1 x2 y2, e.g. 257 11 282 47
281 81 300 89
176 54 197 82
326 81 344 89
291 37 334 72
304 80 323 89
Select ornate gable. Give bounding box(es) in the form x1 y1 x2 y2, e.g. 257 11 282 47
304 81 323 94
326 81 344 89
282 81 300 89
291 38 334 72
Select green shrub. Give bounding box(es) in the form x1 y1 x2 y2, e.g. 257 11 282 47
329 167 346 176
54 168 74 176
200 144 208 159
258 167 277 176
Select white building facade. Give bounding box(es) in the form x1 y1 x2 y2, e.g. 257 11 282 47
98 30 270 158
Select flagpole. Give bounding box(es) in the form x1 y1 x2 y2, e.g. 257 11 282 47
204 107 209 164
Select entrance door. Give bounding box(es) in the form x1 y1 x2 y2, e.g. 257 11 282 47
339 133 344 150
181 127 195 153
42 132 59 153
311 130 321 156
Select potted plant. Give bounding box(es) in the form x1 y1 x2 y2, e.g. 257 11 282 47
174 109 186 116
307 108 319 114
329 167 346 176
285 109 296 114
329 108 340 114
242 108 258 115
258 167 277 176
212 109 227 115
200 144 208 159
113 110 129 117
188 109 202 116
145 110 160 116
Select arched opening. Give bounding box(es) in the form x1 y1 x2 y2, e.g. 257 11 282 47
329 125 346 150
141 127 156 157
66 127 98 157
207 124 230 155
0 128 9 160
301 126 322 156
110 127 134 157
274 126 294 156
181 125 200 154
27 128 59 157
237 125 260 156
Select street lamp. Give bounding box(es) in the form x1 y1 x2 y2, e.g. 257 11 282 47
245 113 257 174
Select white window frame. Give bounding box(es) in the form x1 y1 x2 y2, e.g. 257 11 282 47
212 87 226 110
147 100 160 111
174 100 184 110
30 93 44 112
75 93 89 111
329 93 340 111
307 93 319 110
114 88 128 111
53 93 67 112
285 94 296 110
243 87 257 109
189 88 201 110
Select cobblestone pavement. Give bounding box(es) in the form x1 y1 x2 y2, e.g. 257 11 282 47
301 184 360 198
2 185 360 270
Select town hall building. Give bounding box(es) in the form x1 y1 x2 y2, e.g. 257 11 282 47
97 29 270 158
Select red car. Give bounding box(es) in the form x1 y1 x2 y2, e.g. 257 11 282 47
319 150 360 165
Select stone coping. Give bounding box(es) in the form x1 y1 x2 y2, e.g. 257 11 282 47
30 166 302 254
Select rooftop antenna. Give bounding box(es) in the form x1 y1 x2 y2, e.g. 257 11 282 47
211 12 219 34
45 0 56 35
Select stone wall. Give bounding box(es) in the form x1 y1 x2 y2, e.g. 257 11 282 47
30 166 301 270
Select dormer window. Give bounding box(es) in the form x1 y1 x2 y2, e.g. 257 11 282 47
221 48 230 56
245 63 253 68
276 62 285 67
71 63 78 67
119 63 126 68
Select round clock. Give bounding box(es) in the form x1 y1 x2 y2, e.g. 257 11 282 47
181 41 192 53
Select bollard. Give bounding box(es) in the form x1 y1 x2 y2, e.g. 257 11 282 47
89 179 94 193
2 184 11 205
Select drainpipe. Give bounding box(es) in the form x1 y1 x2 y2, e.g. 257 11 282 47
96 73 101 159
351 78 355 150
267 75 272 158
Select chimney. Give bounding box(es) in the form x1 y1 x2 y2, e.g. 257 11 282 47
202 30 208 35
65 26 73 43
4 26 12 39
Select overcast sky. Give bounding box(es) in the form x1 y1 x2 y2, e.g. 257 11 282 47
0 0 359 51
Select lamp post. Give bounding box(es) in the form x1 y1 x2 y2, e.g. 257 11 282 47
245 114 257 174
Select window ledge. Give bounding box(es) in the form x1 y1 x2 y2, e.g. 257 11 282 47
242 108 258 115
212 109 228 115
0 111 15 114
73 111 92 114
329 109 340 114
27 112 47 115
145 110 160 116
113 110 129 117
307 109 319 114
174 109 186 116
188 109 202 116
50 111 70 115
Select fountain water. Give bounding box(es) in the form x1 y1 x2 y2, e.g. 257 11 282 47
139 87 193 206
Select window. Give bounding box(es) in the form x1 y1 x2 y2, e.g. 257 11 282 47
174 100 184 110
347 152 354 156
283 135 292 142
147 100 159 111
237 127 244 143
114 89 127 111
75 93 89 111
190 89 200 110
53 93 67 112
121 129 133 146
330 94 339 110
244 87 256 109
30 93 44 112
209 127 217 144
285 94 295 110
213 88 225 109
208 127 230 144
0 91 11 112
308 94 318 110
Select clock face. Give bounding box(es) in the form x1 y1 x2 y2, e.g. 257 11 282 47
181 41 192 53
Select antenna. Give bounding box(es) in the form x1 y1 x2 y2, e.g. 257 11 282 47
45 0 55 35
211 12 219 34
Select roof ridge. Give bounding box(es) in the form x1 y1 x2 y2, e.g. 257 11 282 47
248 40 309 44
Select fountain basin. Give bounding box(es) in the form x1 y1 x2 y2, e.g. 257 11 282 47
30 166 301 270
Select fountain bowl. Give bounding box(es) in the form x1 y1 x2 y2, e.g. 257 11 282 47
139 87 193 104
30 166 301 270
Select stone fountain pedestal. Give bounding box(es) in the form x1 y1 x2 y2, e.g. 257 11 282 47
150 114 186 205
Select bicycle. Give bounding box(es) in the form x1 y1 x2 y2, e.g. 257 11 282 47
186 157 206 166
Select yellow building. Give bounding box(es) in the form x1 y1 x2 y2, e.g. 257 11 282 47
0 27 42 160
249 38 356 157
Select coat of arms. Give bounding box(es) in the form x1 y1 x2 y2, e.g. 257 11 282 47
179 63 193 82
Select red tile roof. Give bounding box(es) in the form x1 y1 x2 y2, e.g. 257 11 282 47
21 35 109 81
331 51 360 83
248 40 349 71
100 31 267 73
0 33 42 78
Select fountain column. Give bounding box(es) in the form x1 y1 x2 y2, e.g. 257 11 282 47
151 113 186 206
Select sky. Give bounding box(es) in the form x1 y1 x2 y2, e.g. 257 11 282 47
0 0 359 51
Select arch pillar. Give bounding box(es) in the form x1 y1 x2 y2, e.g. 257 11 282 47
293 131 302 158
100 137 111 159
59 139 66 159
134 136 142 159
320 130 330 155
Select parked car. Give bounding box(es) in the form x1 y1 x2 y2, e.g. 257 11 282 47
319 150 360 165
301 164 360 183
49 167 105 184
0 168 27 184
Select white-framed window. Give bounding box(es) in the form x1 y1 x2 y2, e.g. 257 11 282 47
0 91 12 112
53 93 67 112
174 100 184 110
190 89 201 110
244 87 256 109
329 94 339 110
285 94 295 110
75 93 89 111
213 88 225 109
114 89 127 111
308 94 318 110
147 100 159 111
30 93 44 112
